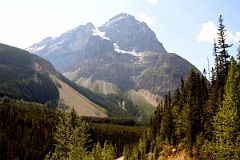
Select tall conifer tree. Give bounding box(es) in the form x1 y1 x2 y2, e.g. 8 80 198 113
212 57 240 159
204 15 232 140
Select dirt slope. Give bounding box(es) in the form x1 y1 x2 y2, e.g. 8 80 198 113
50 75 107 117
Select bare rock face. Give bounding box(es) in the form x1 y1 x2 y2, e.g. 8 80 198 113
27 13 199 99
99 13 167 53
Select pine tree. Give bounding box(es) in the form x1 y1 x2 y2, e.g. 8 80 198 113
123 144 130 160
171 88 181 145
214 14 232 102
173 87 181 106
68 120 89 160
102 142 115 160
160 92 173 143
237 43 240 62
185 70 198 151
176 70 205 152
237 44 240 147
90 141 115 160
213 38 218 81
203 68 207 77
138 137 147 160
91 142 102 159
212 57 240 159
204 15 232 141
47 109 88 160
211 67 215 83
49 113 72 159
151 100 163 137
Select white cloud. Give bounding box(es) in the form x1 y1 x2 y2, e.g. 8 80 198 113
197 21 240 44
0 4 70 48
226 31 236 44
235 32 240 42
197 21 217 44
136 12 155 26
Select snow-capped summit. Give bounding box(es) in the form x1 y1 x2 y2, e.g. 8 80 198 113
99 13 167 53
27 13 168 72
101 13 134 27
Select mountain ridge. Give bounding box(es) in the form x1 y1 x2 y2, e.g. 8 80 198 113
27 13 200 118
99 13 167 53
0 43 110 117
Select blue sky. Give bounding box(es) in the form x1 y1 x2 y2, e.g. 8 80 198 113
0 0 239 72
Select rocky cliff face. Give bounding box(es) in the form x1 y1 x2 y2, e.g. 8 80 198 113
27 13 199 109
99 13 167 53
27 22 114 72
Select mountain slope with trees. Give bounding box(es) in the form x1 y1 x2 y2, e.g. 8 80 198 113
122 15 240 160
0 43 113 117
0 43 59 103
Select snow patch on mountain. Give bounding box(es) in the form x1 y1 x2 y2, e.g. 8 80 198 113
92 28 110 40
27 45 45 53
113 43 142 57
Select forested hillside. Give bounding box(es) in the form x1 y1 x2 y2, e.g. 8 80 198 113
0 98 58 159
0 43 59 103
0 43 132 117
122 15 240 160
0 97 145 159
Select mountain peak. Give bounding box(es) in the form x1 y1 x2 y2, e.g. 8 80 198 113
79 22 95 31
27 12 168 72
102 13 138 28
109 13 133 21
85 22 95 28
99 13 167 53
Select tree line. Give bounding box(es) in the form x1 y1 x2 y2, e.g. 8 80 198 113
123 15 240 160
0 97 144 159
0 97 58 159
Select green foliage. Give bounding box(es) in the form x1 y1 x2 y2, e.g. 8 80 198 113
124 128 156 160
123 143 140 160
205 15 233 140
124 15 239 159
214 15 232 83
237 43 240 61
89 142 115 160
124 90 156 119
0 99 58 159
0 43 59 103
150 101 163 138
211 58 240 159
47 109 89 160
82 116 137 126
89 123 144 157
0 99 119 160
46 109 119 160
160 92 173 143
